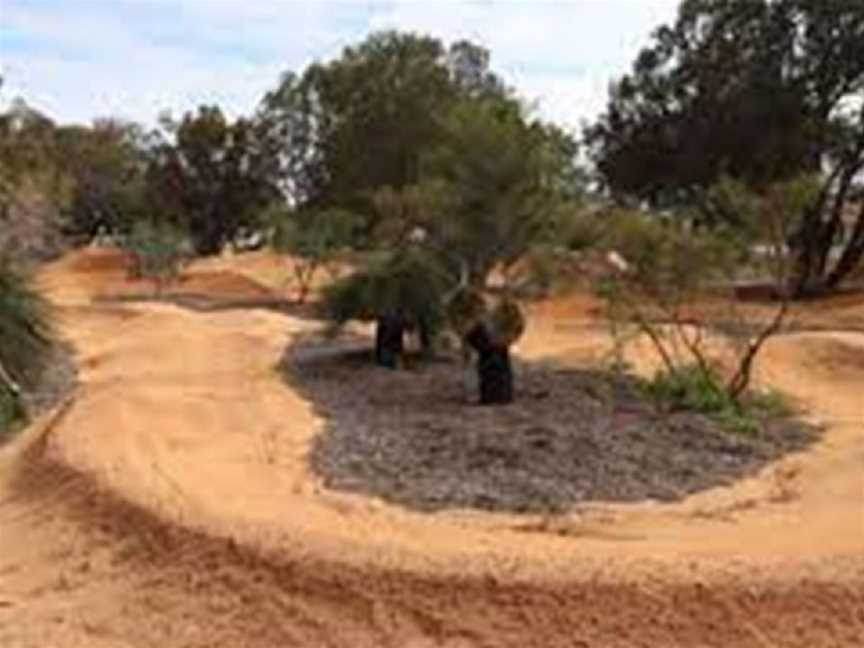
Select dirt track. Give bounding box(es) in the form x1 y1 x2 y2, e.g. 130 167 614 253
0 249 862 647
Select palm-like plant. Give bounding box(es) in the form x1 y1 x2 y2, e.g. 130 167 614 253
0 258 54 410
323 248 450 368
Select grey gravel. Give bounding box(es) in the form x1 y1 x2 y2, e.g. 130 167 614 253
283 345 818 514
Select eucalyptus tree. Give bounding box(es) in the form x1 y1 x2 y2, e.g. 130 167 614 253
146 106 280 255
587 0 864 294
325 97 582 403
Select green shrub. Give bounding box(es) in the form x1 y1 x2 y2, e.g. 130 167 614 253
125 221 190 293
323 249 449 337
642 365 730 413
0 259 54 391
0 385 25 435
639 364 789 435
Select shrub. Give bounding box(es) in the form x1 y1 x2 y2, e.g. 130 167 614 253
0 258 54 392
639 363 791 435
593 176 799 407
323 249 449 337
268 207 358 303
641 365 732 414
0 384 24 434
125 221 190 294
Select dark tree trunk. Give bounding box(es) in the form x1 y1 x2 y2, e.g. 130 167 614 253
374 314 405 369
465 323 513 405
826 201 864 290
418 317 434 361
794 116 864 296
794 198 864 296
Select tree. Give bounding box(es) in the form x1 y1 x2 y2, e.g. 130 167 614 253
0 79 53 405
323 248 450 368
419 99 581 288
260 32 453 212
55 119 150 239
326 97 580 402
587 0 864 294
147 106 280 255
124 220 191 296
257 32 520 226
268 207 358 303
0 98 70 262
592 175 808 422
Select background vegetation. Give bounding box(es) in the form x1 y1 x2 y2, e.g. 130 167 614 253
1 0 862 417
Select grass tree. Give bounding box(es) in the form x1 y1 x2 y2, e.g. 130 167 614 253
323 248 449 368
0 257 54 429
447 288 526 404
323 98 580 403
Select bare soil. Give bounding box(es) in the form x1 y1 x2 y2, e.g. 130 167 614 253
293 347 816 513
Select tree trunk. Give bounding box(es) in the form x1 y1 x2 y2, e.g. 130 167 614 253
795 198 864 295
418 317 434 361
826 200 864 290
793 116 864 296
374 314 405 369
465 323 513 405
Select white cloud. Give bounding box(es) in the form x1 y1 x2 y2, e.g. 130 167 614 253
0 0 678 128
372 0 678 128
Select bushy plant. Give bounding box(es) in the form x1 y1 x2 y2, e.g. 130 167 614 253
125 221 190 294
593 176 802 407
324 248 449 337
268 206 358 303
640 364 791 435
0 384 24 434
0 258 54 392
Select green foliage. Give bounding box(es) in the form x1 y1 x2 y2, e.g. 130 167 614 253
258 31 524 221
639 364 789 435
125 221 190 293
594 179 798 408
268 206 359 302
147 106 280 255
323 249 449 337
321 89 578 371
587 0 864 291
270 207 357 258
55 119 149 238
603 210 740 294
588 0 863 203
0 100 72 261
0 384 25 435
641 365 732 415
0 259 54 392
419 99 577 287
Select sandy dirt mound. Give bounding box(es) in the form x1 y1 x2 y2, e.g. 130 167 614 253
42 248 276 304
1 249 862 647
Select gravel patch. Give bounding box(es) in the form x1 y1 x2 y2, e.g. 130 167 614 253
284 344 818 514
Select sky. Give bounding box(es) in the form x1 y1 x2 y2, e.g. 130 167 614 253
0 0 678 130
